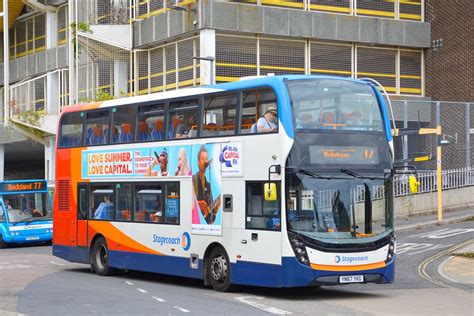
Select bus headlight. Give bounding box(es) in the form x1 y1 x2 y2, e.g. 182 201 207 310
288 232 310 266
386 235 396 263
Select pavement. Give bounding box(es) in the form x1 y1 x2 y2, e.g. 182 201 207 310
396 207 474 288
438 241 474 286
395 207 474 231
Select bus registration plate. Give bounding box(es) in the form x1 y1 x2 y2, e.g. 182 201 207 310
26 236 40 241
339 275 364 283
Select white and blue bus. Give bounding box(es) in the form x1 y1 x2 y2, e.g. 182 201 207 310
0 180 53 247
54 75 397 291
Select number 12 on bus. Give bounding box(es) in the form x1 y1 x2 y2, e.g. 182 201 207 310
53 75 396 291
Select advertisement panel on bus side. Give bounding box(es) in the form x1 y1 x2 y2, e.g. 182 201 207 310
81 142 243 236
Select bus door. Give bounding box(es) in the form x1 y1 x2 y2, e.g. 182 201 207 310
223 180 282 284
76 184 89 247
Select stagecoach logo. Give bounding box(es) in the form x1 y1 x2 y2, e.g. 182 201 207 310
334 255 369 264
152 232 191 251
181 232 191 251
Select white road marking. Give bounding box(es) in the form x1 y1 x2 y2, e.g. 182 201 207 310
173 306 190 313
410 228 474 239
137 288 148 294
0 264 33 270
125 280 134 286
152 296 166 302
235 296 292 315
396 242 452 255
50 261 65 266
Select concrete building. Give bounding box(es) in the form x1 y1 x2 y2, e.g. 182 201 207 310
0 0 439 181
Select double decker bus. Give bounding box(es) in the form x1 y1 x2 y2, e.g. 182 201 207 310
0 180 53 247
53 75 397 291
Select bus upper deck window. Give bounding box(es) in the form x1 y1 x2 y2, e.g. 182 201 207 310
59 112 84 147
203 93 238 137
240 88 277 134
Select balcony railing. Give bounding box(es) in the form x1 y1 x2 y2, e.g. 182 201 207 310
130 0 422 22
9 69 69 128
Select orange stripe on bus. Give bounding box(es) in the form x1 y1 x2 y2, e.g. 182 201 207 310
310 261 386 272
88 221 164 255
81 102 103 110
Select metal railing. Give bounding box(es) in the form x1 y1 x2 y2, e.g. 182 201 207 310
131 0 422 22
394 167 474 196
9 69 69 120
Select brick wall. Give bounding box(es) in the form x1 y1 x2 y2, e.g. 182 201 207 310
425 0 474 102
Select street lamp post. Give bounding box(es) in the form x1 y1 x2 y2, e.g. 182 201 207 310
192 56 215 85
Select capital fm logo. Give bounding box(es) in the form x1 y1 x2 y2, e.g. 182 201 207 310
219 145 240 168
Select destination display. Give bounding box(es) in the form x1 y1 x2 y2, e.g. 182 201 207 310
0 180 47 194
309 145 379 165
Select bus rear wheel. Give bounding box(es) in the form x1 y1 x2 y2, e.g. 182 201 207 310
207 246 232 292
0 235 7 248
91 237 115 276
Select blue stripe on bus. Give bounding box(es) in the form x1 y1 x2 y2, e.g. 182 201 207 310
53 245 395 287
373 86 393 142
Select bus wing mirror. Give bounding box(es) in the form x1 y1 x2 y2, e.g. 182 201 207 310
264 183 277 201
409 175 420 194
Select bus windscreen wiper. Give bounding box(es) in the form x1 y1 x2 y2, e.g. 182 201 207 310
340 168 382 180
287 167 333 180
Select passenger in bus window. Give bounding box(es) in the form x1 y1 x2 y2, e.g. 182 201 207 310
4 199 12 210
347 111 365 130
255 106 278 133
94 195 113 219
267 210 281 230
175 148 191 176
175 113 197 138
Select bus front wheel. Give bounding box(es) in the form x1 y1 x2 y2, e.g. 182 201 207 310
207 246 232 292
91 237 115 276
0 235 7 248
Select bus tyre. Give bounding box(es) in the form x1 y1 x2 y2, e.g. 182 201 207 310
0 235 6 248
91 237 115 276
207 246 232 292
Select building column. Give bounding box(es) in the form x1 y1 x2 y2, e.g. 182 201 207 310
46 10 60 115
114 60 128 98
199 29 216 86
44 137 56 182
0 144 4 181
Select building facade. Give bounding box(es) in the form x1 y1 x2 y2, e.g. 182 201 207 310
0 0 465 181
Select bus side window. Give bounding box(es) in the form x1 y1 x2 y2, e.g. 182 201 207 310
137 103 165 142
245 182 281 231
202 93 238 137
117 184 132 221
135 185 162 223
59 112 84 148
90 185 115 220
240 88 277 134
112 106 136 144
169 99 199 139
85 111 110 145
0 204 5 222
